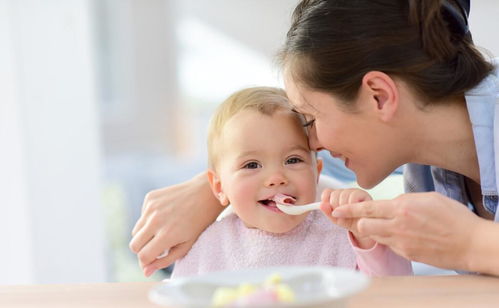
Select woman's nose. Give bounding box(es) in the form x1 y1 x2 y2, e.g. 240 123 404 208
308 126 324 151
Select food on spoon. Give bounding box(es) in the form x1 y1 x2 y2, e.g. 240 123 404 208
211 273 295 307
273 193 296 205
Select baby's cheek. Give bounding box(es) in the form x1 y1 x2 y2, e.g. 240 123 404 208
232 185 256 202
303 176 319 202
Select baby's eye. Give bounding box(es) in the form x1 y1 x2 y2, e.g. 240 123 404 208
286 157 303 165
243 161 261 169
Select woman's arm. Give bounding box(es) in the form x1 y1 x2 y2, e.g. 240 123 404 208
467 219 499 275
129 171 224 276
331 192 499 275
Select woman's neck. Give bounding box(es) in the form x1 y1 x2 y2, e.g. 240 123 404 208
404 97 480 183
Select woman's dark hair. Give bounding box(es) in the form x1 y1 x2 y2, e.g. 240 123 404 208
279 0 494 106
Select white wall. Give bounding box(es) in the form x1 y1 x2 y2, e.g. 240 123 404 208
0 0 34 284
99 0 180 156
0 0 107 284
470 1 499 57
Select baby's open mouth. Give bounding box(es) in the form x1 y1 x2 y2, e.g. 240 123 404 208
258 194 296 208
258 199 277 207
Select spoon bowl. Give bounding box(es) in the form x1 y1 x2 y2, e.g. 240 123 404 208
275 201 321 215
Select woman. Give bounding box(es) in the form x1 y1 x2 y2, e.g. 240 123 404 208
130 0 499 277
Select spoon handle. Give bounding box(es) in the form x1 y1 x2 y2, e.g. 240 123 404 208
276 201 322 215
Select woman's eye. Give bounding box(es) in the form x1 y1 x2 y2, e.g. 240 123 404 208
243 162 260 169
286 157 303 164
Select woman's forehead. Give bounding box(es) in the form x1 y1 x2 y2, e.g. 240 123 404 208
289 89 319 115
284 77 308 111
283 70 323 114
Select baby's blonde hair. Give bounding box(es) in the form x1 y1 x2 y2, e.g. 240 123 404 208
207 87 299 169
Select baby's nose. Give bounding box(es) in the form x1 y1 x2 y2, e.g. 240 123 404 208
265 172 288 187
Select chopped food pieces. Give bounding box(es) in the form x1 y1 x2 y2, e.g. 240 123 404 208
211 273 295 307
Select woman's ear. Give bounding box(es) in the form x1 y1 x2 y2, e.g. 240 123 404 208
361 71 399 122
207 169 229 206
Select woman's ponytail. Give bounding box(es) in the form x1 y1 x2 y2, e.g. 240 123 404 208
409 0 456 62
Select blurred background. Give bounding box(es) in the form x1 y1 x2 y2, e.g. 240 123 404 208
1 0 498 285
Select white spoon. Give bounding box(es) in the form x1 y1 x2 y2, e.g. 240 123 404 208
275 201 321 215
273 193 321 215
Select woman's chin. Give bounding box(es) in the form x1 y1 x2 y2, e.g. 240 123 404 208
356 174 384 189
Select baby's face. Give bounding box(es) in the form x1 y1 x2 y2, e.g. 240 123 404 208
215 109 320 233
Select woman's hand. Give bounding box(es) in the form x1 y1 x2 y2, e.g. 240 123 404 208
320 188 376 249
330 192 485 272
129 172 223 276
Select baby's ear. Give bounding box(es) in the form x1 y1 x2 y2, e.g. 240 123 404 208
207 169 229 206
316 157 323 181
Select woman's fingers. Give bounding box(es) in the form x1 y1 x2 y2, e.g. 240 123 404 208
137 231 176 269
129 202 170 255
129 221 155 254
356 217 393 238
131 217 144 237
132 189 166 236
142 240 194 277
131 199 152 236
332 199 396 219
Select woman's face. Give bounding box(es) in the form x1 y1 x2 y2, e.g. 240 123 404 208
284 72 401 188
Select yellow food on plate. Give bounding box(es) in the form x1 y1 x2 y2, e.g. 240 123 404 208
211 273 295 307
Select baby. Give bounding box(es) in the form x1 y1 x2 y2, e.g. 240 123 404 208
171 87 411 278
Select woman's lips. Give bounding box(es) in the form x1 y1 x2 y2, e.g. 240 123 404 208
331 151 342 158
330 151 350 168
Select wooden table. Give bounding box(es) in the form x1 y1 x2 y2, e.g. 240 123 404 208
2 275 499 307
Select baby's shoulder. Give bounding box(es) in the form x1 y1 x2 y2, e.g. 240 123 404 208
178 214 239 260
195 213 240 242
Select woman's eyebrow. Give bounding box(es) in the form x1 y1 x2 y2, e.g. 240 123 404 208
290 109 307 125
291 99 315 114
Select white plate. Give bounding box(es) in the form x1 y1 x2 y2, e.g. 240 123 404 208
149 266 370 308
